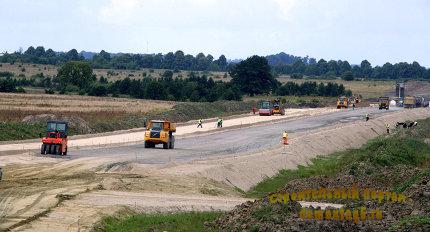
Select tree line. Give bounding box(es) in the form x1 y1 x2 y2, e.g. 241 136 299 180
0 46 230 71
273 59 430 80
2 46 428 80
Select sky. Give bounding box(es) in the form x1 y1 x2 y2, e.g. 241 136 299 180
1 0 429 66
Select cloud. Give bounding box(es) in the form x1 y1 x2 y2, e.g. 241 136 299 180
99 0 141 25
272 0 299 20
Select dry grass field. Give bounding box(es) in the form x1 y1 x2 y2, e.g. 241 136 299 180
0 63 230 81
0 92 175 122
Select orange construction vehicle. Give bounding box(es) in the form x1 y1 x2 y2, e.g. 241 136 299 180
41 121 68 155
144 120 176 149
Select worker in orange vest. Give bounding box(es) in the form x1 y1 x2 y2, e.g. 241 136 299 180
282 131 289 145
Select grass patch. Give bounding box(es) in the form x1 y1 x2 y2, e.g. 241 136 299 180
247 132 430 198
389 215 430 231
0 122 45 141
0 122 79 141
393 167 430 193
100 211 222 232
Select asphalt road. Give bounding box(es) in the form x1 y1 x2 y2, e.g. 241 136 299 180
70 107 401 164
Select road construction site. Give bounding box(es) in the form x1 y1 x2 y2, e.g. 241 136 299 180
0 106 429 231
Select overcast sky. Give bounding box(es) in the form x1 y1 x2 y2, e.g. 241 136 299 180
1 0 429 66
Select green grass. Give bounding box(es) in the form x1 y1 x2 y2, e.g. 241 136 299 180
393 167 430 193
246 133 430 198
0 122 45 141
100 211 222 232
0 122 78 141
389 216 430 232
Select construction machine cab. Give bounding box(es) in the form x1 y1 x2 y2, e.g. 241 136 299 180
46 121 68 138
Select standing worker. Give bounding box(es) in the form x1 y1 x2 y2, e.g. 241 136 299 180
197 119 203 128
352 102 355 110
386 124 390 134
282 131 289 145
220 118 224 128
216 118 221 128
365 113 370 122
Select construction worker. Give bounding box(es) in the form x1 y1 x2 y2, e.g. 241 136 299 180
220 118 224 128
216 118 221 128
352 102 355 110
197 119 203 128
282 131 289 145
365 113 370 122
386 124 390 134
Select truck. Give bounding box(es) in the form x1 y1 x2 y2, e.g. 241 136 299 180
259 100 273 116
404 96 416 108
415 96 425 108
272 99 285 115
337 96 349 109
144 120 176 149
378 97 390 110
41 121 68 155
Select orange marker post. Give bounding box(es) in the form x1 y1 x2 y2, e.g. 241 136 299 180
282 131 289 145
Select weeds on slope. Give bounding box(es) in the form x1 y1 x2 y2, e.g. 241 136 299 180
98 211 222 232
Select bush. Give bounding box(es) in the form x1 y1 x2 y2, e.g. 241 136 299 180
290 73 303 79
0 71 13 78
88 84 108 96
16 86 26 93
342 71 354 81
45 88 55 94
64 84 80 93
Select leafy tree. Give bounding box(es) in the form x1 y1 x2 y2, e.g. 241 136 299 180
341 71 354 81
360 60 372 78
144 81 168 100
57 61 95 89
230 55 276 96
216 55 228 71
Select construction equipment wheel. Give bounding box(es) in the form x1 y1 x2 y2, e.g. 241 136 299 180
46 145 52 154
41 144 46 155
163 142 169 149
63 148 68 156
169 141 174 149
55 145 61 155
144 141 149 148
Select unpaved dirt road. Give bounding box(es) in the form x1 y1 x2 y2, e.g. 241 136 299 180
69 107 400 164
